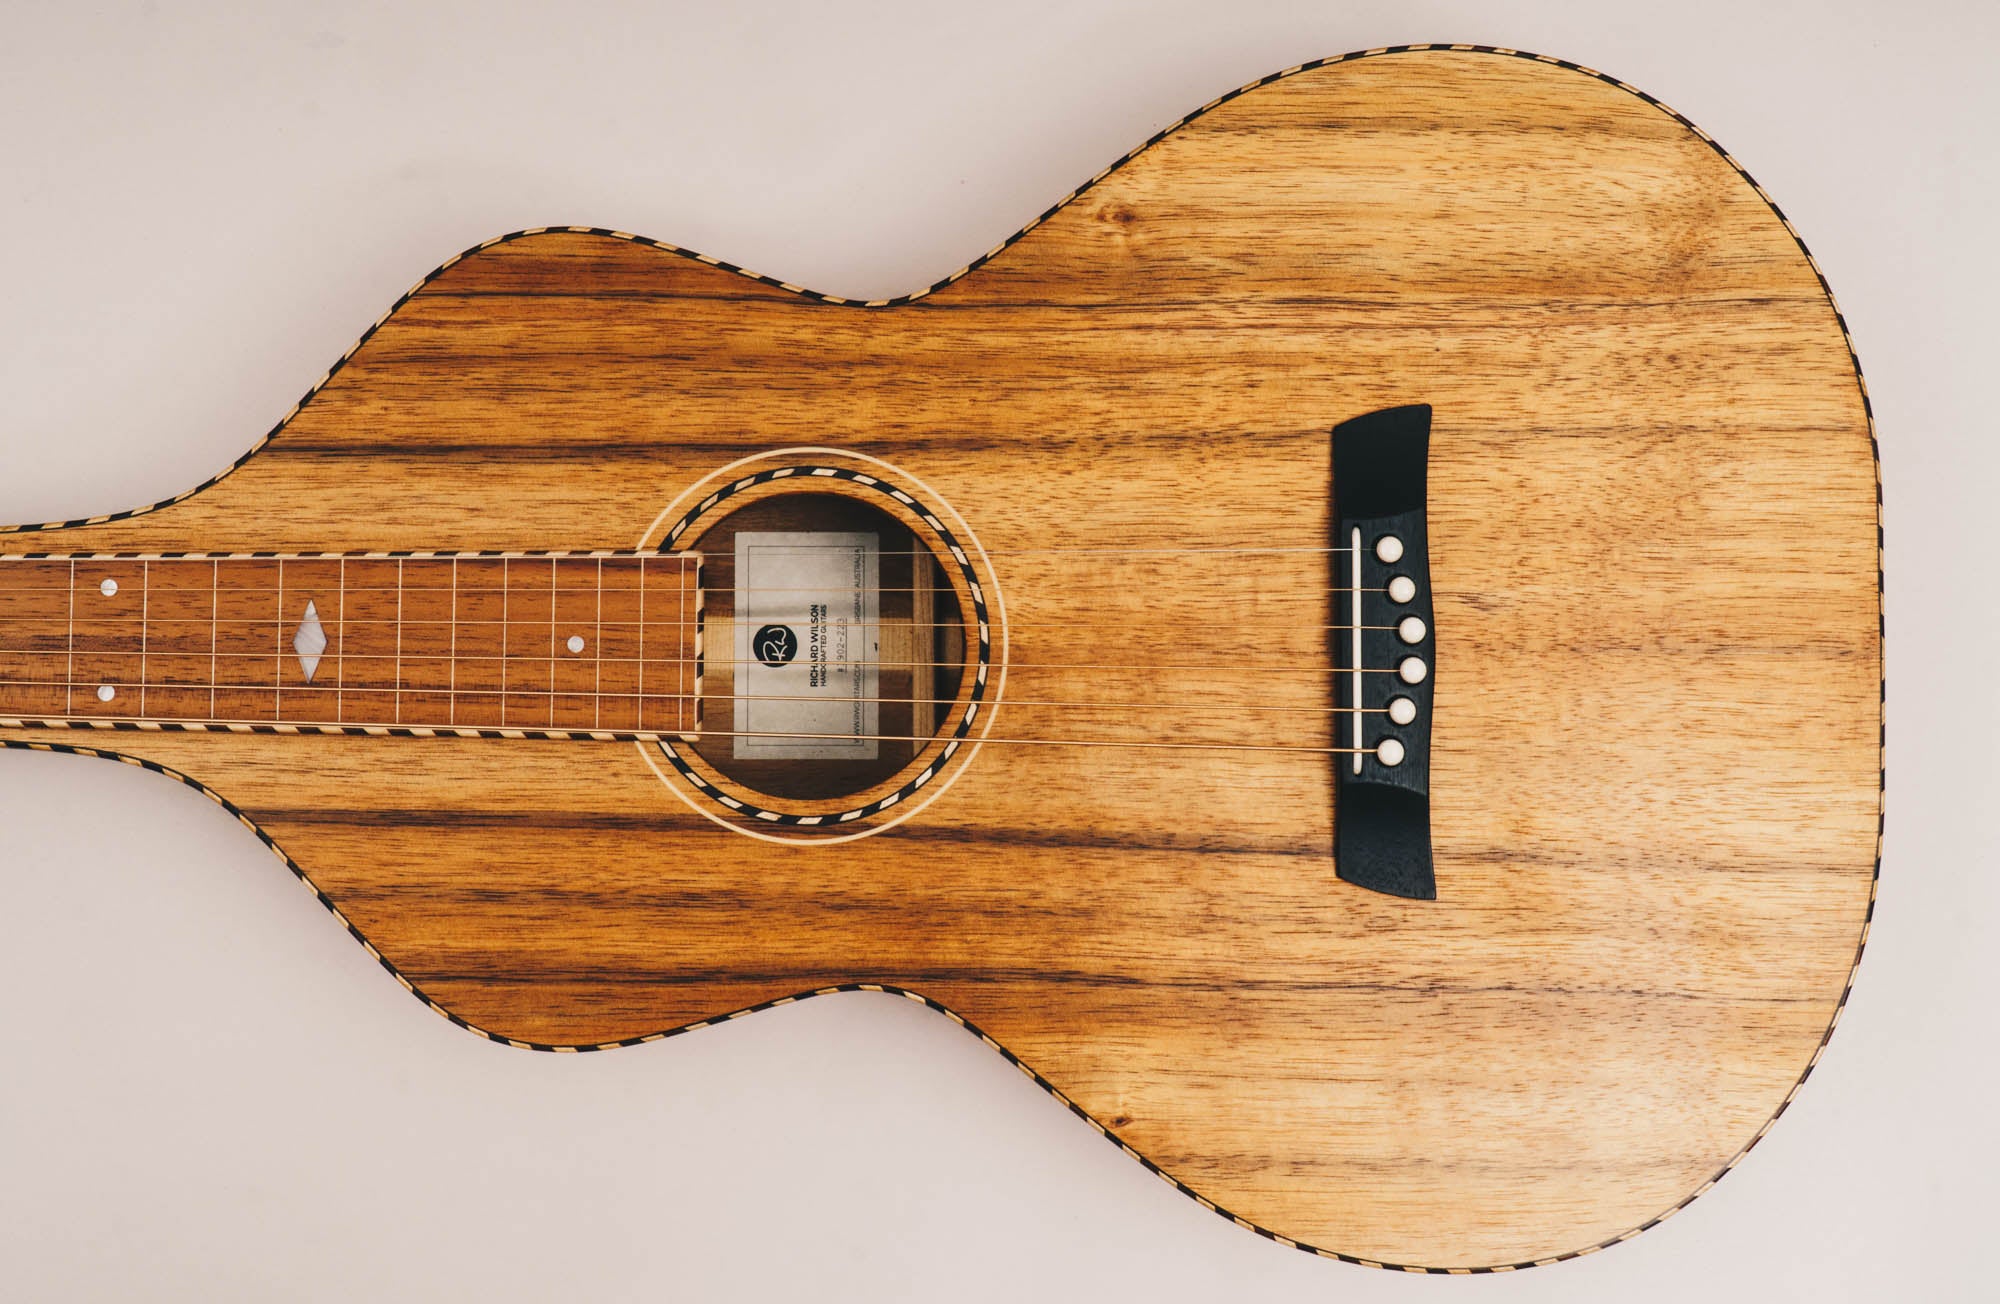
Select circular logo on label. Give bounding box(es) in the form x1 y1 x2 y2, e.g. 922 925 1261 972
753 623 799 667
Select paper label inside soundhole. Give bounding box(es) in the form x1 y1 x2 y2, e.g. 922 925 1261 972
733 531 880 759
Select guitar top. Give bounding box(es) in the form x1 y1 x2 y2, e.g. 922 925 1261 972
0 48 1880 1270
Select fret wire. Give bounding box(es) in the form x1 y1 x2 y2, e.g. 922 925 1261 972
65 559 76 716
337 556 348 724
139 559 149 718
637 554 646 734
593 557 602 732
274 558 284 721
677 552 687 733
209 558 219 722
500 557 509 727
394 557 404 725
447 557 457 727
547 557 557 729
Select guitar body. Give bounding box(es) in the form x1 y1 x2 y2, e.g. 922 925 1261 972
1 49 1879 1269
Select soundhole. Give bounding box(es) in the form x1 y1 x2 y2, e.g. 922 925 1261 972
686 490 968 801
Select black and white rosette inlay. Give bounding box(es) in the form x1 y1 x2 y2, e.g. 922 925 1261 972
655 465 993 828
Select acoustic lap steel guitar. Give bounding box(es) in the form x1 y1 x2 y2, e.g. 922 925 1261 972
0 48 1880 1271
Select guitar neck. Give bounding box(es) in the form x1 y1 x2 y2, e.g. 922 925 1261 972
0 552 701 737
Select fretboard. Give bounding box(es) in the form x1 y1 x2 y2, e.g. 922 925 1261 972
0 553 701 738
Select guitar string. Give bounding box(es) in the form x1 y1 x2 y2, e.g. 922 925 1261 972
0 567 1378 597
3 617 1425 675
0 710 1380 756
0 544 1367 562
0 657 1419 675
710 544 1371 556
0 666 1416 744
0 582 1395 598
0 616 1412 634
0 674 1391 715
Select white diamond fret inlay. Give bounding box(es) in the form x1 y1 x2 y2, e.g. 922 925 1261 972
292 600 328 683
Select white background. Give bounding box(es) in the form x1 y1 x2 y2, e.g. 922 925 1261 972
2 3 1994 1300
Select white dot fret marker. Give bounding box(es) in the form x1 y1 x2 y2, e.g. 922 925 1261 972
1387 575 1416 603
1398 616 1427 644
1388 696 1417 726
1398 656 1428 684
1376 738 1406 766
96 684 116 702
567 635 586 654
1374 535 1404 563
99 578 117 596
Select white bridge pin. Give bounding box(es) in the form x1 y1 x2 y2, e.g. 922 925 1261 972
1398 656 1428 685
1376 738 1406 767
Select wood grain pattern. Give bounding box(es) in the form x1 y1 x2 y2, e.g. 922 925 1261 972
0 49 1880 1270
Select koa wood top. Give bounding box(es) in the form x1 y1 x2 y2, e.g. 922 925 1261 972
0 48 1881 1271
